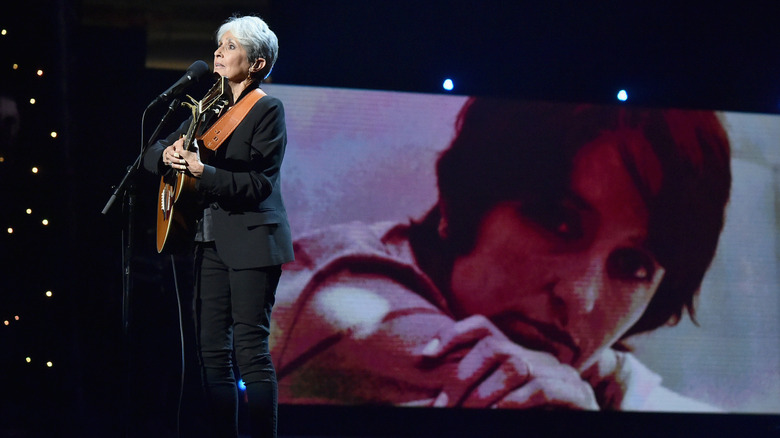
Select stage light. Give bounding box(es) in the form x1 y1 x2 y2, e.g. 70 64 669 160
29 98 36 104
25 357 31 363
6 227 13 234
37 70 43 77
50 131 57 138
46 361 53 367
442 78 454 91
26 209 31 214
42 219 49 226
45 290 53 297
31 167 39 174
617 89 628 101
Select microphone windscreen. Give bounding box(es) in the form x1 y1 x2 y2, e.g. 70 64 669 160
187 60 211 81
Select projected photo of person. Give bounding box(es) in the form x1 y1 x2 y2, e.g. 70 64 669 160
269 96 732 411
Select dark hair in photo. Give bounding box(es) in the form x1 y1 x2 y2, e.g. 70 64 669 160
435 97 731 336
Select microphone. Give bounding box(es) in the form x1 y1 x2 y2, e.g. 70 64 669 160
147 60 211 108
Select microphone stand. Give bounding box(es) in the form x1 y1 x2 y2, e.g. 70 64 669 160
101 97 181 437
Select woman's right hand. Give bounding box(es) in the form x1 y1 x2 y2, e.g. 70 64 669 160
418 315 599 410
162 138 186 168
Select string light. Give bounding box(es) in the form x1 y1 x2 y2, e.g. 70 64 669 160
3 316 21 325
5 20 69 401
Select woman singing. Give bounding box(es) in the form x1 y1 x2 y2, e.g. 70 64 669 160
143 15 292 438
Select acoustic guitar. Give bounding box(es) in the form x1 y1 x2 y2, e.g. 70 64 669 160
156 76 230 253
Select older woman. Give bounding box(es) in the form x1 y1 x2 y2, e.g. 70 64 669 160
270 98 731 411
143 15 292 438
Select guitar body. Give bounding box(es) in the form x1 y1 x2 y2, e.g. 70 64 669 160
155 77 229 254
156 170 200 253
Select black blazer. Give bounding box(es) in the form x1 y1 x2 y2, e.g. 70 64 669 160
143 83 294 269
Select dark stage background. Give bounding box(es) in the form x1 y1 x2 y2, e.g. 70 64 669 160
1 1 779 437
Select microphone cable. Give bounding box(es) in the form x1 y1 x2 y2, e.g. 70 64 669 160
169 254 187 438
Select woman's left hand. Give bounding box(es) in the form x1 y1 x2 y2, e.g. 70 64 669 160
418 315 599 410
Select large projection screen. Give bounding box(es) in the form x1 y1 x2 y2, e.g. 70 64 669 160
262 83 780 414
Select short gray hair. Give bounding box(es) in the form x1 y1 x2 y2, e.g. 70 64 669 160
216 15 278 80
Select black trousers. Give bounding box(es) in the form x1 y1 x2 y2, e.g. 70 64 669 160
194 243 281 438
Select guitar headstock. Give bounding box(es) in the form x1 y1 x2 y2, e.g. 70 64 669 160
198 76 230 114
183 76 230 111
180 76 231 146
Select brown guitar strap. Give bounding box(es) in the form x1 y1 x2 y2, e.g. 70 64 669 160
198 88 266 151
